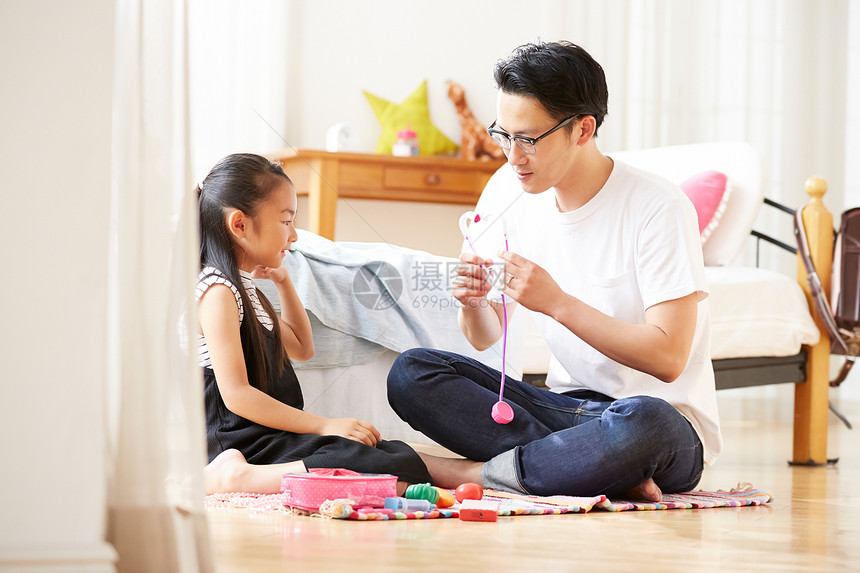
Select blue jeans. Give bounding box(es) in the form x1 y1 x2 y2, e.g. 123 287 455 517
387 348 703 497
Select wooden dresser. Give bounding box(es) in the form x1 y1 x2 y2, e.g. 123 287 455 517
268 149 505 240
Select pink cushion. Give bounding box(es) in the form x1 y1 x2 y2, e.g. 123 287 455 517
680 170 732 244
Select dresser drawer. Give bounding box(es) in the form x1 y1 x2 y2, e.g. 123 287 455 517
383 166 475 192
271 149 505 237
338 162 383 190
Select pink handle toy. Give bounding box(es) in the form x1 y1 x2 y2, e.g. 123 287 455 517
459 211 514 425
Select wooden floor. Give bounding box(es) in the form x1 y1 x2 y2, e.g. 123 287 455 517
207 390 860 572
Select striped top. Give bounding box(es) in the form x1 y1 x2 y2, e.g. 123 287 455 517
196 266 274 368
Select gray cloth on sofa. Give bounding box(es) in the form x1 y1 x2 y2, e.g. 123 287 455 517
256 230 504 371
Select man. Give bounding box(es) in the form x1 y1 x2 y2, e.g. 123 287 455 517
387 41 720 501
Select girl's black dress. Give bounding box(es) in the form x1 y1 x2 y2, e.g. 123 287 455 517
199 267 431 484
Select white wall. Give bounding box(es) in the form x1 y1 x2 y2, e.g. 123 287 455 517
189 1 576 258
208 1 857 263
0 1 116 570
286 1 588 257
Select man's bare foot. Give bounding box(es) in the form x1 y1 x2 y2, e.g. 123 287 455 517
418 453 484 489
619 478 662 502
204 449 248 494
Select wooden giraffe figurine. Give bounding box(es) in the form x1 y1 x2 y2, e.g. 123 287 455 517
447 81 507 162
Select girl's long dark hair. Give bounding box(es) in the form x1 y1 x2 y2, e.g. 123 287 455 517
197 153 292 393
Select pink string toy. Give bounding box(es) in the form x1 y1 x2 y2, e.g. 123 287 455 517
458 211 514 425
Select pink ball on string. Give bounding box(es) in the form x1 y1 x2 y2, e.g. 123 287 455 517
492 400 514 424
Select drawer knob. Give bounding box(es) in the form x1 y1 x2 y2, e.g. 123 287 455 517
425 173 441 185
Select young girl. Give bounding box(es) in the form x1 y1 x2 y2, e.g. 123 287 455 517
196 153 432 495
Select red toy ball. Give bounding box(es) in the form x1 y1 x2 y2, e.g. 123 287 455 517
454 482 484 503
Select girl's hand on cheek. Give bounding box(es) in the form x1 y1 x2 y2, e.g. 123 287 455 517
253 265 289 284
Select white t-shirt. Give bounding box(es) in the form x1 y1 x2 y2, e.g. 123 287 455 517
496 159 722 466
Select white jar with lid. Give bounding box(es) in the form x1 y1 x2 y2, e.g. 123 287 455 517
392 126 419 156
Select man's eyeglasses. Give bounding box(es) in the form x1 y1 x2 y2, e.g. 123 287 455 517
486 116 578 155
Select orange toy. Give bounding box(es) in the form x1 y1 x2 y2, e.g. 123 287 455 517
446 81 507 162
434 487 456 508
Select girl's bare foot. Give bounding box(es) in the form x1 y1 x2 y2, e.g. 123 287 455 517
204 450 306 494
204 449 248 494
619 478 662 502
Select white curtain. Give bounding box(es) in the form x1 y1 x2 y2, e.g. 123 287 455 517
846 1 860 210
107 0 213 571
566 0 854 395
187 0 294 182
551 0 850 271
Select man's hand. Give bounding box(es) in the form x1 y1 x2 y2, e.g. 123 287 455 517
452 252 494 308
497 250 566 316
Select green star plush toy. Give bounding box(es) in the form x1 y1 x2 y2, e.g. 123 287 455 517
364 80 459 156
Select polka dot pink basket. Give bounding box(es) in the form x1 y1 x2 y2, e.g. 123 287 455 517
280 468 397 511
